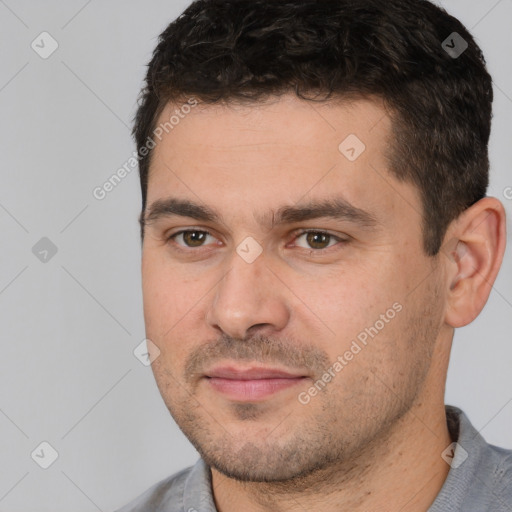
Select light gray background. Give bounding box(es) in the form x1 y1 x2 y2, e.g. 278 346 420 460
0 1 511 511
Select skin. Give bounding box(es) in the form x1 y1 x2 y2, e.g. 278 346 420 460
140 93 507 512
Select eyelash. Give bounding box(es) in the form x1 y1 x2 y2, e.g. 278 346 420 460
166 228 348 253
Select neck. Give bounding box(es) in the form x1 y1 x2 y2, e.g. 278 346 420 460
211 400 453 512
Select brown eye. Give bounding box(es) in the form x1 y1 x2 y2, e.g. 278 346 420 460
294 230 343 251
306 232 331 250
168 230 214 248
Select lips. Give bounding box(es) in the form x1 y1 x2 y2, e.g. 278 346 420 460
206 366 304 380
204 365 307 401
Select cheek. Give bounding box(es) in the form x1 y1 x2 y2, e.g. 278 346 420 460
301 262 404 351
141 253 213 365
142 277 192 380
142 252 186 342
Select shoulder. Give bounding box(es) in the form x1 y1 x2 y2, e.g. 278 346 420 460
113 465 193 512
433 406 512 511
456 407 512 510
482 443 512 509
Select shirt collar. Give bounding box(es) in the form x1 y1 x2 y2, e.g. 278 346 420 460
428 404 491 511
183 454 217 512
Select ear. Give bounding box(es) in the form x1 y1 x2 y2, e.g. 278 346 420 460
442 197 507 328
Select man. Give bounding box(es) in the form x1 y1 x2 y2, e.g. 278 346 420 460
116 0 511 510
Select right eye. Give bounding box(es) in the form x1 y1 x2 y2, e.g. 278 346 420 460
167 229 219 250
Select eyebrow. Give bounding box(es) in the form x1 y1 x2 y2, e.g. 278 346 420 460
141 196 380 231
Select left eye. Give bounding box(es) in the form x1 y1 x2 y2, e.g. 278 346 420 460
292 230 344 251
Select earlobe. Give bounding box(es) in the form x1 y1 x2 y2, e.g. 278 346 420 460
443 197 507 328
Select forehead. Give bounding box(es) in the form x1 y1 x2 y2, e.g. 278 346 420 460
146 94 422 233
153 93 390 157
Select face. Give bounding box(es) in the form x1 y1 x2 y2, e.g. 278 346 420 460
141 94 447 482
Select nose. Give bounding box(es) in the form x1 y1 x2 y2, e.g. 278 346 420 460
205 246 290 340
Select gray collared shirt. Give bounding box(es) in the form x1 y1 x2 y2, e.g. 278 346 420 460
114 405 512 511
